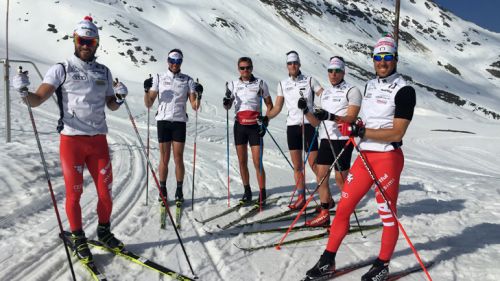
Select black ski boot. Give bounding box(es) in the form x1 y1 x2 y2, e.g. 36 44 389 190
97 223 124 252
71 230 93 263
239 185 252 205
361 258 389 281
259 188 267 204
304 250 336 280
158 185 168 205
175 186 184 203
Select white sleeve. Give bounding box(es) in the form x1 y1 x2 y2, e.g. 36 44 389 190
261 80 270 98
187 76 196 93
347 87 362 106
310 77 323 94
105 68 114 97
227 81 235 98
276 82 284 97
151 74 160 92
42 64 66 88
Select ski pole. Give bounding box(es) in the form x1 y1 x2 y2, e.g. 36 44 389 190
225 82 231 207
191 78 200 210
258 85 264 212
275 138 353 250
350 137 432 280
145 107 150 206
18 67 76 281
118 79 196 277
265 127 319 206
321 121 364 237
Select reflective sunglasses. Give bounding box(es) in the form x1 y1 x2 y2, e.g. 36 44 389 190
74 35 98 47
287 61 299 65
328 68 344 73
167 57 183 65
239 66 253 71
373 53 395 62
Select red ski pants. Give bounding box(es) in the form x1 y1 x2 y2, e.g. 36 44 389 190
326 149 404 261
60 134 113 231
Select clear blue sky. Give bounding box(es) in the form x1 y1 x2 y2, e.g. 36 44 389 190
434 0 500 33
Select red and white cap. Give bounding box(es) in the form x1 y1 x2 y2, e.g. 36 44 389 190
373 34 397 54
74 16 99 38
327 57 345 71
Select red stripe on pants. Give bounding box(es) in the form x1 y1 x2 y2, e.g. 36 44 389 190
60 134 113 231
326 149 404 261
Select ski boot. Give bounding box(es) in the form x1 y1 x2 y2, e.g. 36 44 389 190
71 230 93 264
175 186 184 205
315 198 335 213
304 250 336 280
305 208 330 227
239 186 252 205
97 223 124 252
361 258 389 281
289 193 306 210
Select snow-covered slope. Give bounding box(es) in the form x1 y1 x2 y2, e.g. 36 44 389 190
1 0 500 280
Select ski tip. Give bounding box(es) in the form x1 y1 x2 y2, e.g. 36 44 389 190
275 246 281 250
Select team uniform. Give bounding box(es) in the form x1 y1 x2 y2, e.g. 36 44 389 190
151 69 197 143
316 80 361 171
227 75 270 146
42 54 115 231
325 72 416 261
277 73 321 151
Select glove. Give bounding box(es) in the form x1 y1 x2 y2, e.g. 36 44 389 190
257 115 269 128
297 97 308 114
143 77 153 92
13 72 30 97
223 97 232 110
258 125 267 137
113 82 128 105
338 120 366 138
313 108 335 121
194 83 203 100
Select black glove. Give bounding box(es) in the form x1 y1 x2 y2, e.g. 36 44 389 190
257 115 269 128
297 97 308 114
349 120 366 138
223 97 232 109
194 83 203 100
144 77 153 92
258 125 266 137
313 109 335 121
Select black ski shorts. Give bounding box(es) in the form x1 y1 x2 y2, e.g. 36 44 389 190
234 121 260 146
286 124 318 151
316 139 353 171
157 121 186 143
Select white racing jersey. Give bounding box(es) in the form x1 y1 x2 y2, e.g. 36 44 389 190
228 76 270 123
277 73 322 126
359 73 409 152
43 55 114 136
151 69 196 122
317 80 361 140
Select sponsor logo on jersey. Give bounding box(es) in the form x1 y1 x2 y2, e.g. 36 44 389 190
95 80 106 86
74 165 84 174
72 74 87 81
346 173 354 184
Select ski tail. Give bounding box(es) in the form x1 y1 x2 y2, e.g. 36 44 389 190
387 261 435 281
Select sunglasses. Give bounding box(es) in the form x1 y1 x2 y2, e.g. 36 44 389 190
287 61 299 65
328 68 344 73
239 66 253 71
74 35 98 47
373 53 395 62
168 57 183 65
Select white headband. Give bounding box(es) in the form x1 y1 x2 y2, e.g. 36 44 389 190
286 52 300 63
327 57 345 71
168 51 183 60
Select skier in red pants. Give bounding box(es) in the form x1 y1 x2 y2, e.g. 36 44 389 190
12 16 127 263
304 33 416 281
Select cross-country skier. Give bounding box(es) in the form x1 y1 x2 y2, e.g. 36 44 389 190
223 57 273 204
266 51 323 210
302 56 362 227
12 16 127 263
143 49 203 205
304 34 416 280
